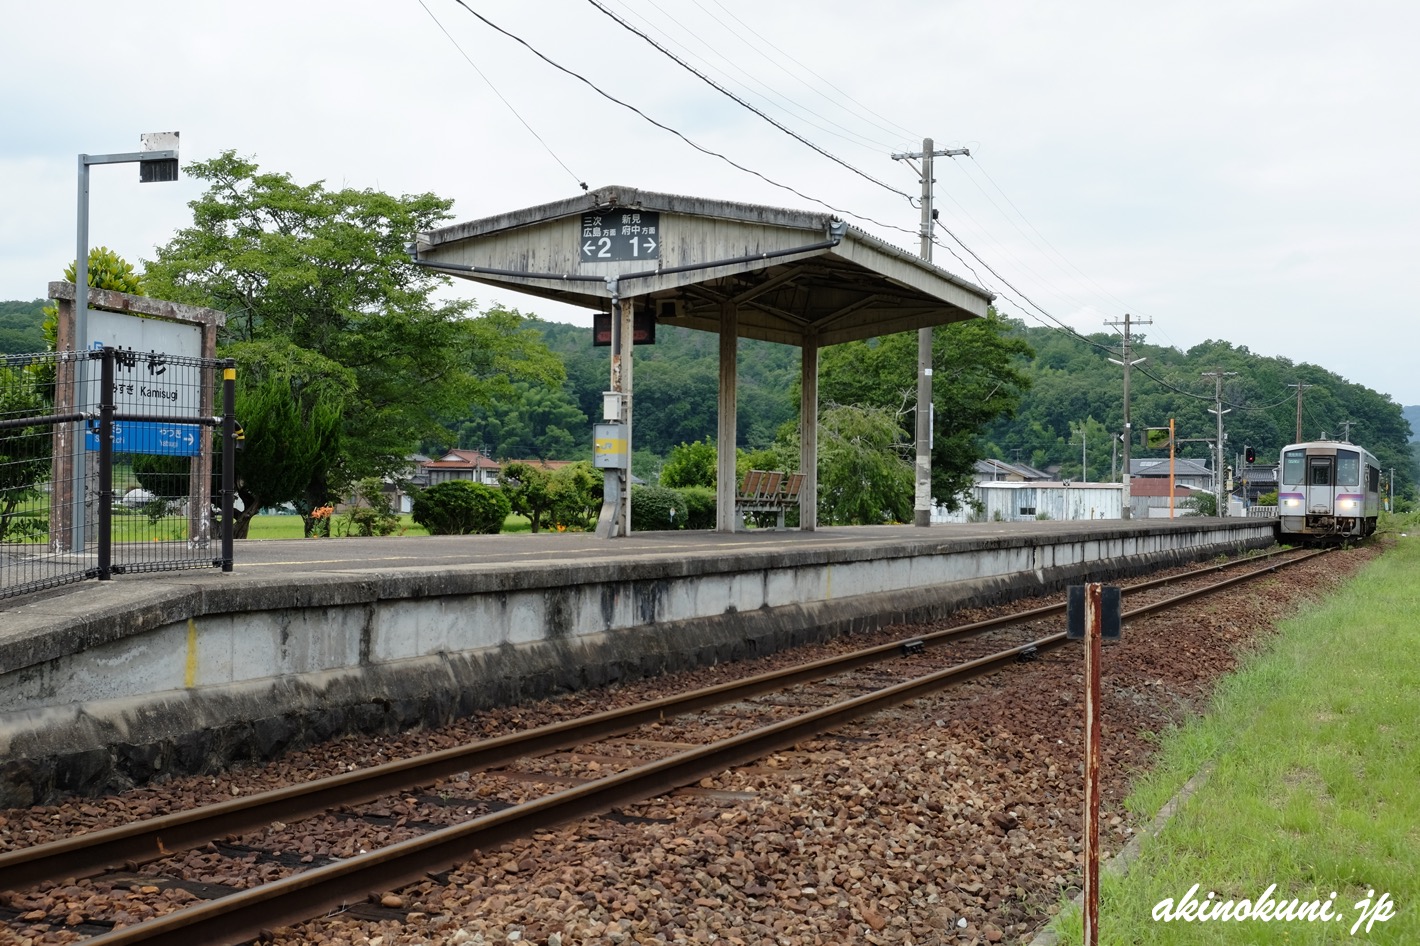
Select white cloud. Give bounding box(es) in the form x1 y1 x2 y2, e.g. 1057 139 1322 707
2 0 1417 405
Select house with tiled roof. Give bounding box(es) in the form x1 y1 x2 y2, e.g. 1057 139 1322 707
423 449 501 487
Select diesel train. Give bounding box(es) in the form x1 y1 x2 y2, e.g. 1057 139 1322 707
1277 439 1380 541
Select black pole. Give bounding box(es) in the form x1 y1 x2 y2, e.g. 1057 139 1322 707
97 347 114 580
220 361 236 572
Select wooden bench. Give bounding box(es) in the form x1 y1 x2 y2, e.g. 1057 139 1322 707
735 469 804 530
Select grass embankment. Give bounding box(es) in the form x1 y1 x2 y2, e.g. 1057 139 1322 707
242 513 534 539
1053 531 1419 944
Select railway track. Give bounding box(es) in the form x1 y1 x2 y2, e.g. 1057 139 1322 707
0 547 1324 945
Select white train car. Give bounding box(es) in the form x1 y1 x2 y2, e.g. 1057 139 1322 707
1277 440 1381 540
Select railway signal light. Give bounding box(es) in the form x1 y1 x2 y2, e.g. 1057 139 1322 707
1245 446 1256 464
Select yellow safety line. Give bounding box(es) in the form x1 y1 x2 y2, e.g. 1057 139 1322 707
184 618 198 688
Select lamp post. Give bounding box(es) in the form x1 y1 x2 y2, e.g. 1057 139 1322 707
68 132 180 551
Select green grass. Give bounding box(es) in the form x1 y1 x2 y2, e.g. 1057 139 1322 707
240 512 536 539
1050 535 1420 944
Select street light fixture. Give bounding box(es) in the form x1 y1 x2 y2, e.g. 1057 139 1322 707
68 132 180 550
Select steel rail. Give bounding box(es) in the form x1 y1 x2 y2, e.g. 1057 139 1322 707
0 547 1316 890
76 632 1072 946
25 548 1318 946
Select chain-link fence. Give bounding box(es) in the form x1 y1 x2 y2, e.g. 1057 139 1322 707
1 348 236 601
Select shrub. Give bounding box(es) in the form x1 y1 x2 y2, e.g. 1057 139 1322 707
411 481 510 535
631 484 689 531
677 485 717 529
661 440 718 489
345 478 400 536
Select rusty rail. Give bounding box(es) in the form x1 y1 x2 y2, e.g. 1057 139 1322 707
0 547 1319 893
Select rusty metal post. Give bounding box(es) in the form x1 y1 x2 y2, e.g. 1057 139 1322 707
1083 581 1103 946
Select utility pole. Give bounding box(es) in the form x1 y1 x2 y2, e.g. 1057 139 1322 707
893 139 969 527
1287 381 1315 442
1203 369 1236 516
1340 420 1353 442
1106 313 1150 519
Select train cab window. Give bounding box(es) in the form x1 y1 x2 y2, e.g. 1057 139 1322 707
1309 461 1332 487
1369 466 1381 491
1282 450 1306 485
1336 451 1360 487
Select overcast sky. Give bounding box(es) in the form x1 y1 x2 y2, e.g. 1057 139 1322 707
4 1 1417 406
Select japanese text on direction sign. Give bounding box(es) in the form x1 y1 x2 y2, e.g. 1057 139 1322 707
580 211 660 262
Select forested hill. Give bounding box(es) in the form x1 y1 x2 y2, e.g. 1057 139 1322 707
5 292 1415 494
983 323 1414 490
522 315 1415 492
443 318 802 472
0 300 45 353
1404 405 1420 443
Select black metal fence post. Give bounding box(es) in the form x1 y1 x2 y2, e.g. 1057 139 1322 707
220 361 236 572
96 347 115 581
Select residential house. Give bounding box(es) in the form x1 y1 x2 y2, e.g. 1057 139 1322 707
1130 457 1213 492
972 458 1052 484
423 449 502 487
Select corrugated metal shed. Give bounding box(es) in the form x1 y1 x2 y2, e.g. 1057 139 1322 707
934 482 1123 523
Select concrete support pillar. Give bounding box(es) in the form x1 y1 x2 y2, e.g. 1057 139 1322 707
800 336 818 531
716 300 739 532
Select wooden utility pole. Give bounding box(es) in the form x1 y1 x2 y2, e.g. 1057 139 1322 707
893 139 968 527
1106 313 1150 519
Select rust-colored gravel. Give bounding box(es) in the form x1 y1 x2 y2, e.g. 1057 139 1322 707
0 544 1382 945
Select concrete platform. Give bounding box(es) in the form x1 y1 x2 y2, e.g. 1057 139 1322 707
0 518 1275 804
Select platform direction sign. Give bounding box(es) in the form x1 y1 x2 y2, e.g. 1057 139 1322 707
86 421 202 457
579 211 660 263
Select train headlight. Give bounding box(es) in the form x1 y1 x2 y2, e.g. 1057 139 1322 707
1339 499 1356 510
1283 498 1301 507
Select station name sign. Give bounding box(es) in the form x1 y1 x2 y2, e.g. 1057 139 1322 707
580 211 660 263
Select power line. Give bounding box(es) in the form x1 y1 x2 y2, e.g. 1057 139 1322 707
962 155 1149 320
607 0 902 153
445 0 911 230
698 0 922 145
416 0 586 191
584 0 915 201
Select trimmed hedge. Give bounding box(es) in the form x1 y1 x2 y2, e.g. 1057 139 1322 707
630 485 689 531
410 481 510 535
677 485 717 530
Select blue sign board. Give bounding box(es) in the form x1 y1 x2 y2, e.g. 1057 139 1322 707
86 421 202 457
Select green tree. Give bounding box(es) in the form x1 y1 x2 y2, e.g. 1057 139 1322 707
0 301 46 355
548 461 600 531
818 312 1033 511
453 377 587 460
226 341 350 537
343 477 400 536
0 366 50 540
499 461 555 533
660 439 718 488
757 404 914 525
143 151 562 510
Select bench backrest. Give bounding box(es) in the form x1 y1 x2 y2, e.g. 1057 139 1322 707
780 472 804 502
738 469 765 500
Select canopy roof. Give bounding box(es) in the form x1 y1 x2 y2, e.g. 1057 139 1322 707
415 185 993 347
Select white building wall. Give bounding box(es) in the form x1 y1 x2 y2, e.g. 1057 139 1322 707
933 483 1123 523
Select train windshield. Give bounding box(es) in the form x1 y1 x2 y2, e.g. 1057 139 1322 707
1282 450 1306 485
1336 450 1360 487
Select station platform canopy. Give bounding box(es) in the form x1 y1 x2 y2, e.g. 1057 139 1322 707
413 185 994 346
412 185 995 537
